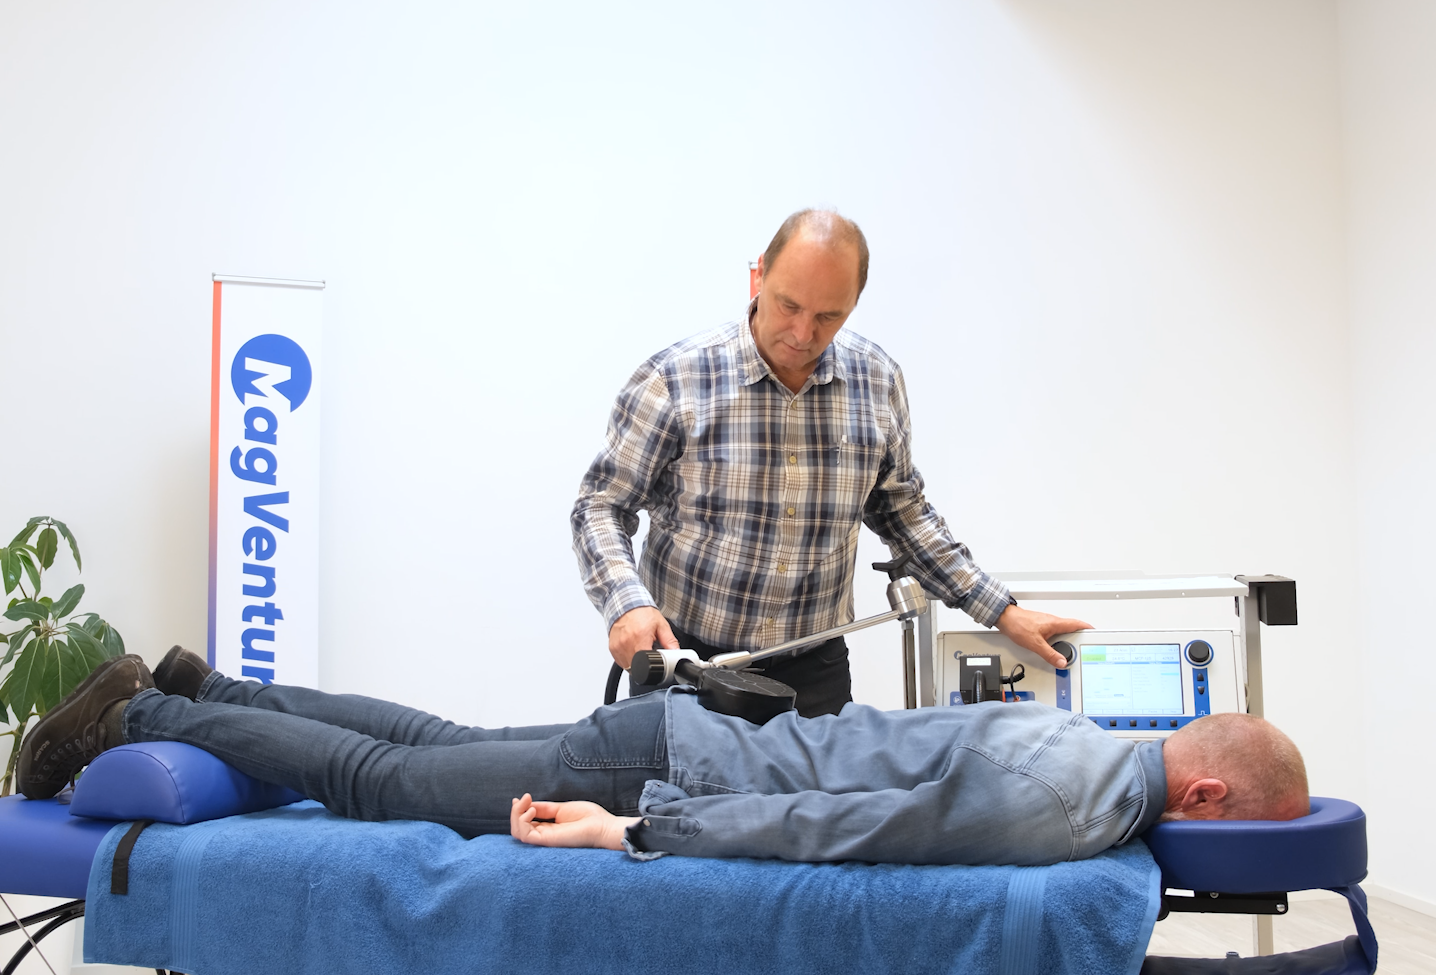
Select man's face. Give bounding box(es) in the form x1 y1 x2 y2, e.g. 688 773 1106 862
751 234 861 390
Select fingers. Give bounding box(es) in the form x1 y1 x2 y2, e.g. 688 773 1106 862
609 607 671 667
528 800 565 820
512 796 595 847
1036 640 1068 668
512 795 558 847
510 793 534 841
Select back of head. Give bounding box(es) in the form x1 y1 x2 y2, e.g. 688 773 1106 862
762 209 870 296
1168 713 1309 820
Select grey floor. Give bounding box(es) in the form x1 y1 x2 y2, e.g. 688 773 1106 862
1147 891 1436 974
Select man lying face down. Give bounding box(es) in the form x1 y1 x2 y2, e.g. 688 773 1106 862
19 650 1309 866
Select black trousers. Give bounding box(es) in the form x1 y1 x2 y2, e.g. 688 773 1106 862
627 622 853 718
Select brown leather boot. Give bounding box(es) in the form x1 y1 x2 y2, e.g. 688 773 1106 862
16 654 154 800
152 645 213 701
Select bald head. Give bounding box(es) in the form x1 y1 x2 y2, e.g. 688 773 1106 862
762 209 870 297
1161 713 1309 822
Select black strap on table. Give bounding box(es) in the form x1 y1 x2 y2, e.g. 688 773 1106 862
111 819 155 895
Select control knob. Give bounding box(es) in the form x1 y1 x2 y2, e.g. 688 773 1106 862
1050 641 1076 667
1185 640 1213 666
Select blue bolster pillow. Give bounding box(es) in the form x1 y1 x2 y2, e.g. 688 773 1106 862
69 742 305 824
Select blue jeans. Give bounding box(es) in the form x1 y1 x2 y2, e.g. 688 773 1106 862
123 675 668 838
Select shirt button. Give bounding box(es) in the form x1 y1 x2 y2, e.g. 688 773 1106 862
777 562 787 573
767 617 775 626
786 506 796 516
788 454 797 464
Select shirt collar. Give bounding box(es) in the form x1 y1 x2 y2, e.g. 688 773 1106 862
739 295 843 391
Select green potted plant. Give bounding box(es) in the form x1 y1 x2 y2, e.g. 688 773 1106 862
0 516 125 796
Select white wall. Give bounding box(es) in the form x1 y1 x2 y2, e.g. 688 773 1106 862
0 0 1388 890
1339 0 1436 912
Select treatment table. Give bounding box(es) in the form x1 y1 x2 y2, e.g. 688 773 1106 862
1 741 1376 975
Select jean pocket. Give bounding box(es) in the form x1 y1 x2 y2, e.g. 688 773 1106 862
560 695 667 770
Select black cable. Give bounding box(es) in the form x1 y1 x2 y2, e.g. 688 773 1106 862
999 664 1026 702
603 662 622 706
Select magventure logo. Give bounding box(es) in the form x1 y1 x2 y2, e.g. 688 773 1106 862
228 334 313 682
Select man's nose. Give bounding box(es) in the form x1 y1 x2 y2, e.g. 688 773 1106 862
790 314 817 346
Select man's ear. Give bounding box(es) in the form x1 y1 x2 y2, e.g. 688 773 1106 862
1180 778 1229 817
754 254 765 291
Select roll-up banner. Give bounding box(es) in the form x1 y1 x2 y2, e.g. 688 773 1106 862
208 275 325 687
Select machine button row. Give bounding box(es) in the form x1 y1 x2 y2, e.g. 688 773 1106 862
1106 719 1181 729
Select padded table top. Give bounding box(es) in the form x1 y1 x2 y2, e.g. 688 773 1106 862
1144 796 1367 893
0 794 119 899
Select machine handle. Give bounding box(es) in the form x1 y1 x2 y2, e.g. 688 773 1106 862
871 556 914 581
629 648 702 687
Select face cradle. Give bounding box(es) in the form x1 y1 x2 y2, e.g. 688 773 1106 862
751 234 861 392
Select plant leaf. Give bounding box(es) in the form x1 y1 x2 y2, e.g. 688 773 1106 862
14 547 40 595
51 520 81 573
55 637 94 701
36 637 64 712
3 600 49 623
1 626 34 668
0 638 51 717
51 584 84 620
0 547 18 595
65 627 109 676
93 618 125 657
36 527 57 571
9 520 42 548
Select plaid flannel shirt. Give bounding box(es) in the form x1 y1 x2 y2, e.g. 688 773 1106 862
571 307 1013 653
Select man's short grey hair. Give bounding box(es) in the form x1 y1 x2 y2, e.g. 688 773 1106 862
762 209 870 297
1170 712 1309 820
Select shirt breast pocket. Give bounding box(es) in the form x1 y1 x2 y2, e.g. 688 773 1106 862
819 431 884 516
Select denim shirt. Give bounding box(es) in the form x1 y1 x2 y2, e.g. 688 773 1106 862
624 688 1166 866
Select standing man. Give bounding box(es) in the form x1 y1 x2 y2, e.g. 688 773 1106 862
572 210 1086 716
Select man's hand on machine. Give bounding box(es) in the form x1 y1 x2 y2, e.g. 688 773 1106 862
608 606 679 668
996 605 1093 668
510 794 640 851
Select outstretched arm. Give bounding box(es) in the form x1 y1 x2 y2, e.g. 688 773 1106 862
862 366 1090 665
571 365 684 668
510 794 640 851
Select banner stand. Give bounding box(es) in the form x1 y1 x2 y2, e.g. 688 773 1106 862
208 274 325 688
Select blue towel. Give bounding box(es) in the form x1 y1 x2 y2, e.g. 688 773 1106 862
86 801 1160 975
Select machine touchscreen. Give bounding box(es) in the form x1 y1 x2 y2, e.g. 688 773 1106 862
1080 644 1184 716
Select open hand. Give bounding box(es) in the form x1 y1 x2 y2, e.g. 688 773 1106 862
510 794 639 851
996 605 1092 668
